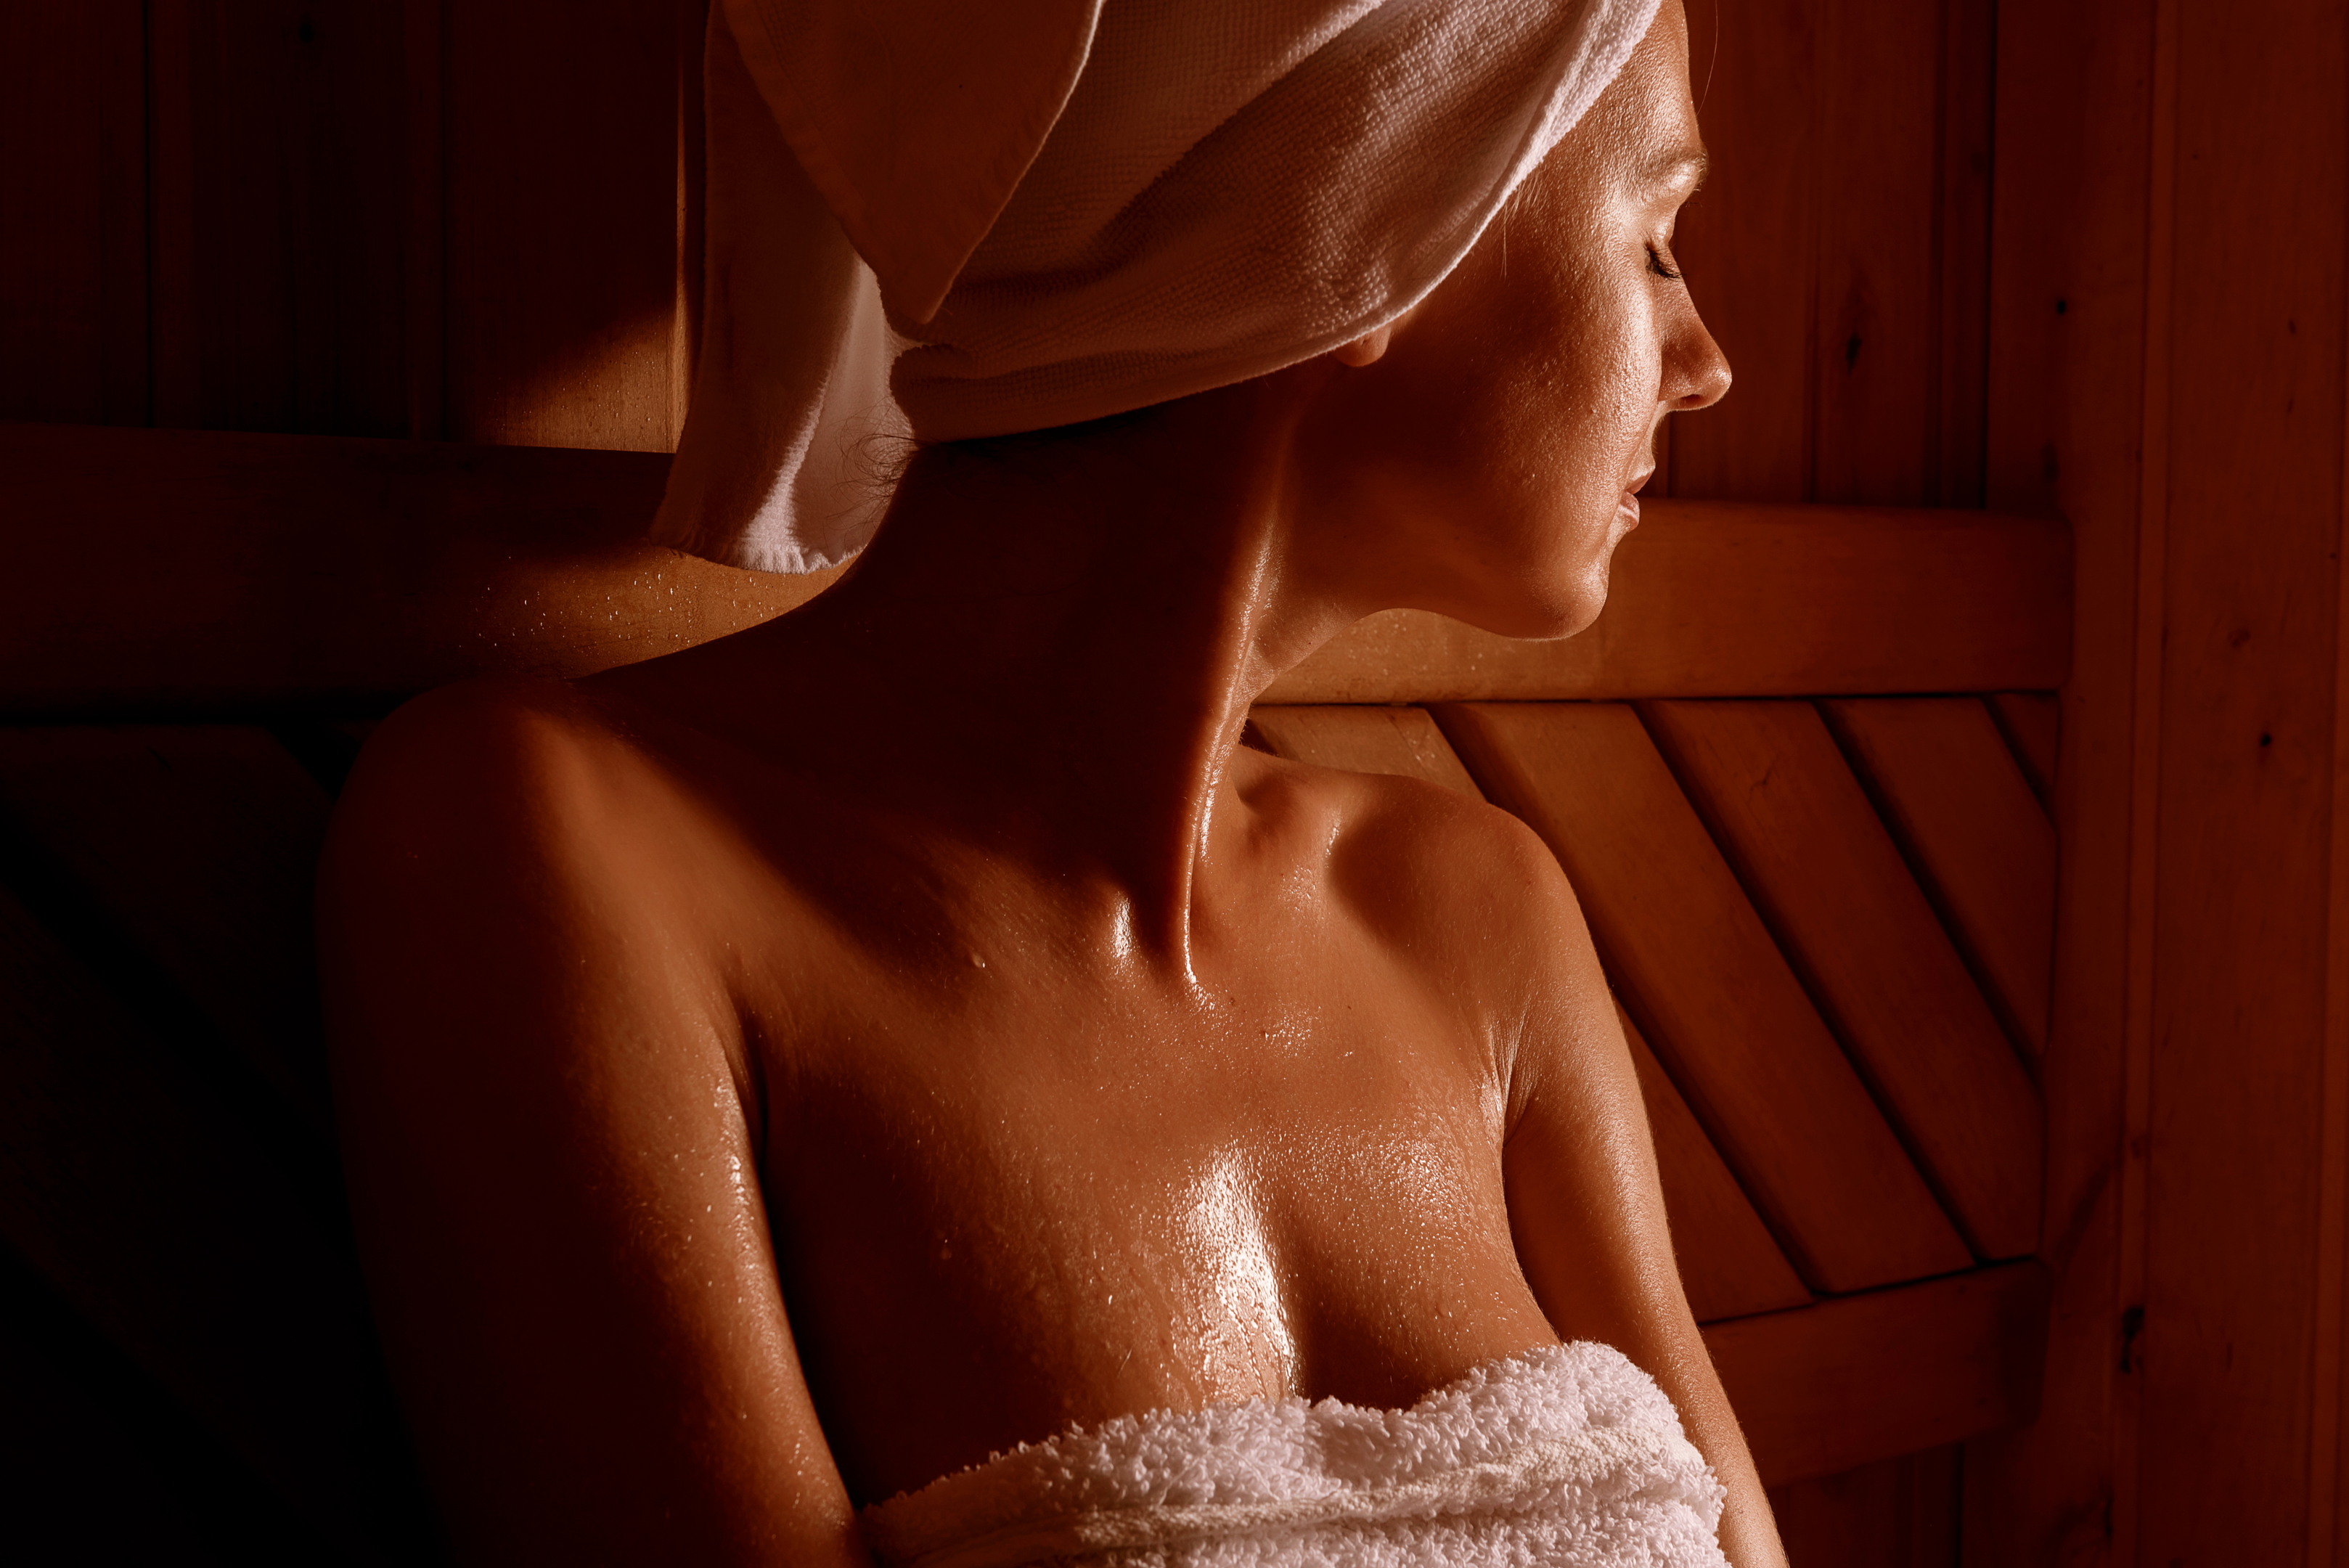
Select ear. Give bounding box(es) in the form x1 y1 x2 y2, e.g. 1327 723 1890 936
1331 323 1393 368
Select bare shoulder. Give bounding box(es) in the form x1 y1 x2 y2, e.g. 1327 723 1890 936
316 673 729 1064
1238 747 1611 1061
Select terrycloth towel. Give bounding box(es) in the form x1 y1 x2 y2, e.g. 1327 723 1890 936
656 0 1665 573
858 1342 1728 1567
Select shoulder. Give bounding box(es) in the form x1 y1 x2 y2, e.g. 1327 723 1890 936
1296 751 1622 1127
318 675 705 1034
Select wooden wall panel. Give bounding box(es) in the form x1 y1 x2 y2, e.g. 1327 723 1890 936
1810 0 1939 507
0 4 147 426
1643 699 2041 1260
1619 1007 1813 1324
1823 698 2057 1058
444 0 698 451
1960 0 2159 1555
1672 0 1994 507
1770 1445 1961 1568
0 883 435 1557
2136 0 2349 1558
1437 701 1972 1292
147 1 416 437
1670 0 1815 502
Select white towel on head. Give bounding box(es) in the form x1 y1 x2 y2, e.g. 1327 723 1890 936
857 1342 1728 1567
656 0 1664 574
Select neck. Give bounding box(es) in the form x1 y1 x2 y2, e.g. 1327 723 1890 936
766 378 1359 963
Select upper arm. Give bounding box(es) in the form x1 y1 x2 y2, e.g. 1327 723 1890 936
1488 822 1784 1566
317 684 868 1565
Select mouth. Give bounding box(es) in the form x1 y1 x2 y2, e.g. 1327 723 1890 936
1619 468 1654 525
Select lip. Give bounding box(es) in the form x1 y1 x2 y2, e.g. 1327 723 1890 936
1619 467 1654 526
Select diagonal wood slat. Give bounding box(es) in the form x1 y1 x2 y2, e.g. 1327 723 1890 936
1246 705 1483 797
1619 1005 1813 1323
1433 701 1972 1293
0 882 435 1560
0 725 335 1132
0 424 2067 716
1641 699 2042 1259
1821 698 2058 1057
1985 691 2060 806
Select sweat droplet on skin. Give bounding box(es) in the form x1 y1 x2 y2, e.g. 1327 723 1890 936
971 952 987 968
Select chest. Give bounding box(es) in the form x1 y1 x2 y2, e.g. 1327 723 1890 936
743 946 1551 1501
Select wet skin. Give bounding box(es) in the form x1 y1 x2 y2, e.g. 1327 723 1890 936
319 4 1783 1564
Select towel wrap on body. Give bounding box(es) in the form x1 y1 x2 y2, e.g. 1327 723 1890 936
655 0 1665 573
858 1341 1728 1567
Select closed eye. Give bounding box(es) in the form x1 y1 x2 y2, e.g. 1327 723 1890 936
1647 244 1683 282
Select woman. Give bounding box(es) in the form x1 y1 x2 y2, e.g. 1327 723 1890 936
319 0 1778 1561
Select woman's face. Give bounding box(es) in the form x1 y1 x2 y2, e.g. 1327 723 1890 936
1294 0 1729 638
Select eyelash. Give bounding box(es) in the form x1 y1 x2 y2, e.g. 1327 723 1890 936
1647 243 1683 282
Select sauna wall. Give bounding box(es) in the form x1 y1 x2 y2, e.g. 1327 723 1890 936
6 1 2345 1566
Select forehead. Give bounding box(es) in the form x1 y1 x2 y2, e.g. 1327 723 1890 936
1569 0 1706 191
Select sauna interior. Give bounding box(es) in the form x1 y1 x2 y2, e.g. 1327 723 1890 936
0 1 2340 1562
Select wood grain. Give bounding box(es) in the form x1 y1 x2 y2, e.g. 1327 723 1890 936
1822 698 2057 1058
1435 701 1972 1292
0 882 433 1556
1671 0 1816 502
2133 0 2349 1556
1708 1262 2050 1489
0 424 2070 716
1810 0 1939 507
1245 706 1483 799
1619 1005 1812 1324
0 727 335 1132
1642 699 2042 1259
1960 0 2160 1553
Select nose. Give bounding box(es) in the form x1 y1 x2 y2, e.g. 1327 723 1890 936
1667 309 1732 412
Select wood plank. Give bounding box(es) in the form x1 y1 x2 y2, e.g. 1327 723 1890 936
1985 692 2059 806
1932 0 1997 507
1268 502 2069 702
0 726 335 1132
1822 698 2057 1056
1435 701 1972 1292
1810 0 1940 507
0 3 147 425
1246 706 1483 798
1707 1262 2050 1488
1619 1005 1811 1324
1670 0 1817 502
1767 1445 1960 1568
1961 0 2160 1551
0 881 435 1556
0 425 2071 716
446 0 683 449
1642 700 2041 1259
2135 0 2349 1556
145 1 416 438
0 424 823 716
